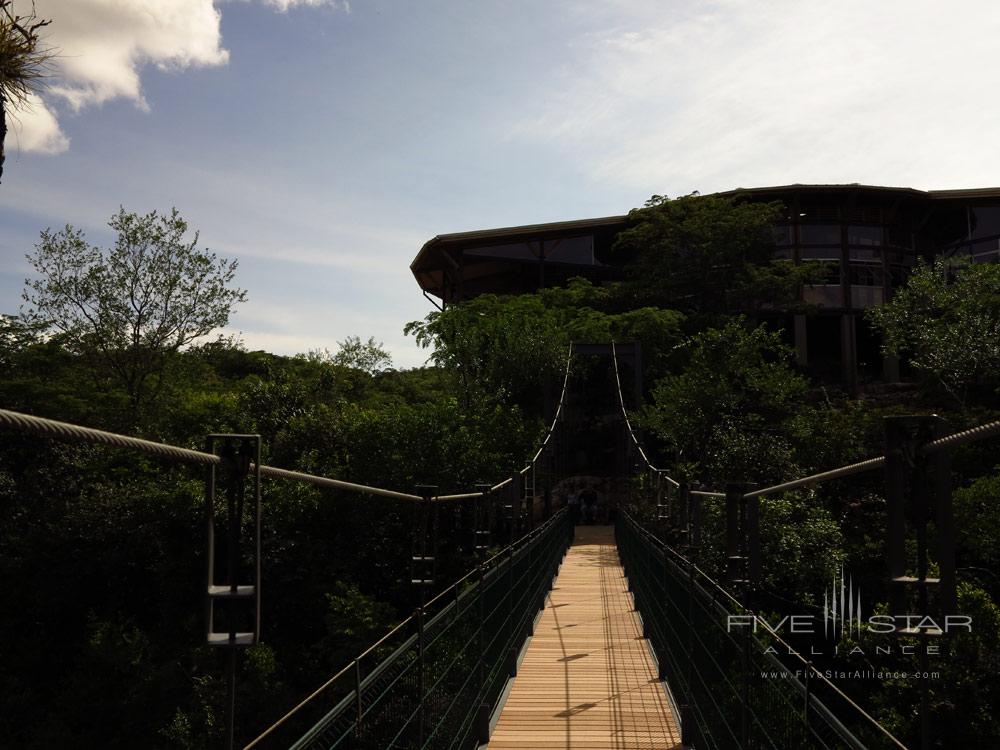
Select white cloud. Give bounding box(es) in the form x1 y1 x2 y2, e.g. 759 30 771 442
37 0 230 111
10 0 346 154
261 0 349 12
3 93 69 155
513 0 1000 192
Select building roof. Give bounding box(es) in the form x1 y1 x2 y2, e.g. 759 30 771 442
723 183 1000 201
410 214 629 273
411 184 1000 299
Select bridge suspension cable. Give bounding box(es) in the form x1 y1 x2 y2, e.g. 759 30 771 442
0 344 575 504
607 340 1000 502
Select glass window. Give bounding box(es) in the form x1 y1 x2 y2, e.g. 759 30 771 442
800 247 840 261
847 225 882 246
544 235 595 265
849 247 881 261
851 206 883 223
849 263 884 286
808 206 840 222
970 237 1000 262
970 206 1000 239
465 242 538 262
800 224 841 245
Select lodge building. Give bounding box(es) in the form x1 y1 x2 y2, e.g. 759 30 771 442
410 184 1000 390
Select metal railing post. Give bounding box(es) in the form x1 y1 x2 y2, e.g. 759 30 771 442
885 415 950 750
354 658 363 737
726 481 752 747
204 434 260 750
507 545 517 677
685 483 700 553
416 605 425 747
475 562 490 745
474 484 492 560
412 485 438 608
746 491 761 587
725 483 746 586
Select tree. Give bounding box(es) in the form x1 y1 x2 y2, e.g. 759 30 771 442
406 292 569 410
644 319 808 484
612 193 819 316
0 0 52 183
867 258 1000 409
330 335 393 374
22 207 247 421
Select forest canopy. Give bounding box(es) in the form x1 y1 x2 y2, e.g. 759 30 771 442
2 193 1000 747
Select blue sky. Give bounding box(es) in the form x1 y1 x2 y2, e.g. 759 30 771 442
3 0 1000 367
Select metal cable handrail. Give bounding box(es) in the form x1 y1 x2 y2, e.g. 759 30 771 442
245 509 569 749
621 512 908 750
0 342 578 504
0 407 221 466
745 416 1000 499
0 407 425 501
744 456 886 499
923 417 1000 453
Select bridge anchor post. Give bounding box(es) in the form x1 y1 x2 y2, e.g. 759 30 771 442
204 434 261 750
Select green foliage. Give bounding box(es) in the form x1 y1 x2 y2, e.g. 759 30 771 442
697 491 845 605
867 258 1000 408
319 582 397 669
612 193 814 316
644 319 807 483
0 329 547 748
954 469 1000 580
859 584 1000 747
0 0 52 183
22 207 247 422
406 292 569 409
405 278 685 407
6 188 1000 748
334 335 393 374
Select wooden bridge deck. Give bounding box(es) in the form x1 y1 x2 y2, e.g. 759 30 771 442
488 525 682 750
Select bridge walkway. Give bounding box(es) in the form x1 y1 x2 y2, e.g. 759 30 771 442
488 524 682 750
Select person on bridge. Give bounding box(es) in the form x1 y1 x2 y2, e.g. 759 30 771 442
580 486 598 524
567 490 581 525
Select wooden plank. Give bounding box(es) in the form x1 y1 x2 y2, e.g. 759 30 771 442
488 525 682 750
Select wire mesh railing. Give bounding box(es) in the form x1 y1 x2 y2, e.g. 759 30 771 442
617 512 906 750
608 339 1000 749
246 509 573 750
0 345 578 750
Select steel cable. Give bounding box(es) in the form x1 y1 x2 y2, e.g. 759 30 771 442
609 340 683 487
0 342 577 504
744 456 886 499
922 418 1000 453
0 407 220 466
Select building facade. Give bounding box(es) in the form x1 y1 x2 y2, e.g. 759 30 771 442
410 184 1000 388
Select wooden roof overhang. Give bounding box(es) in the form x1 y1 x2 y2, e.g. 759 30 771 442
411 215 630 300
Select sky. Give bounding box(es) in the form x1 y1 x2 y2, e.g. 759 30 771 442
3 0 1000 368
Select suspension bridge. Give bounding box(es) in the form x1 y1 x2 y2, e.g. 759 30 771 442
2 341 999 750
